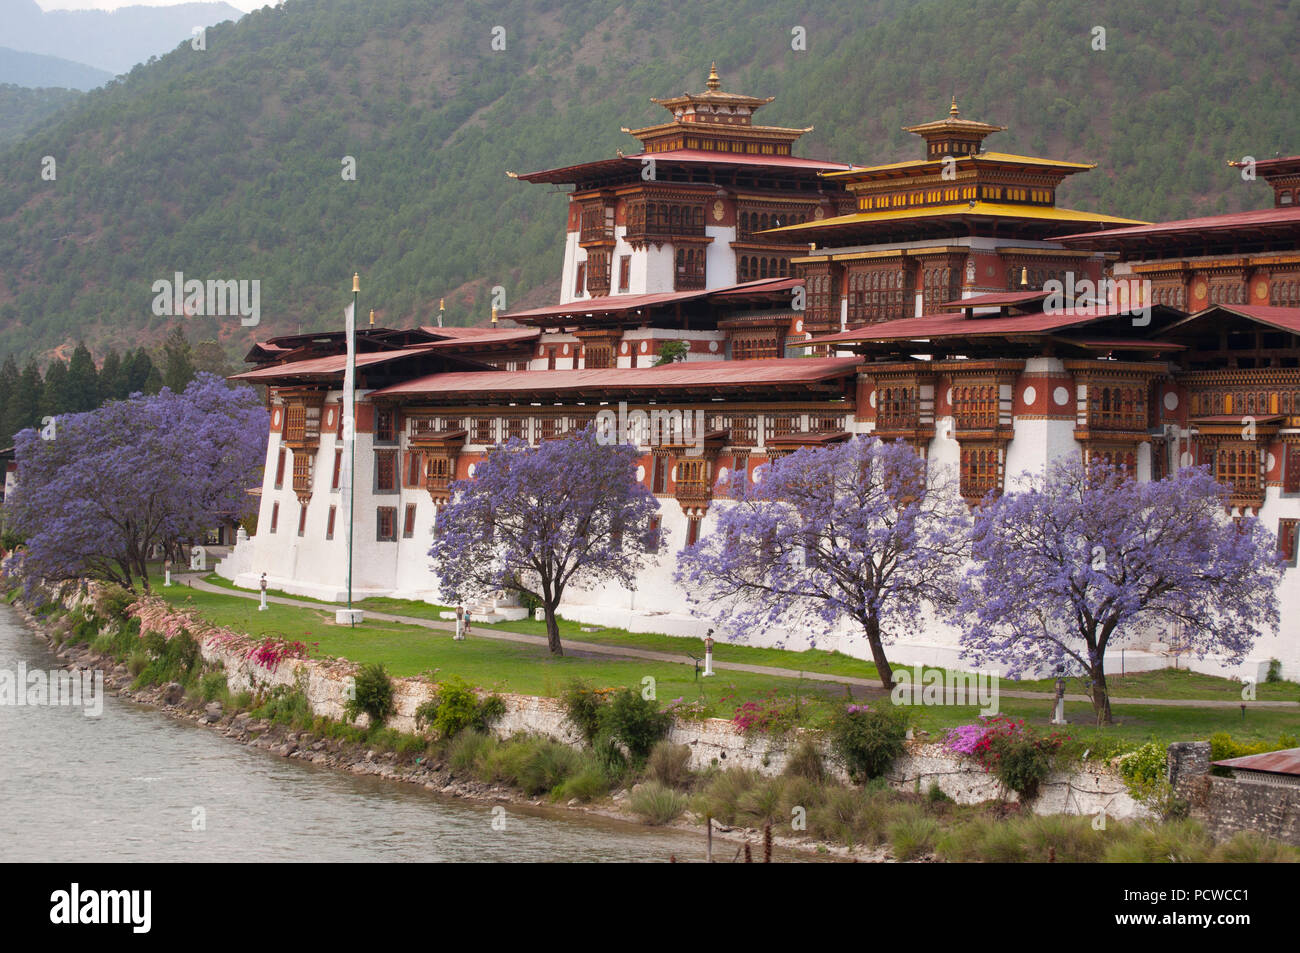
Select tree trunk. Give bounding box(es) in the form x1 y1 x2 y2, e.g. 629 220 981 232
1089 661 1113 726
544 604 563 656
863 615 894 689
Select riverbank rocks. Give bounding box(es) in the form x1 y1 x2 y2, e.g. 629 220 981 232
202 702 223 724
162 682 184 705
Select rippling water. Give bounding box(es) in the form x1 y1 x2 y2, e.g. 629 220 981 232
0 606 719 862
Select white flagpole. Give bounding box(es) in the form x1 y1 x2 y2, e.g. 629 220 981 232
340 276 359 624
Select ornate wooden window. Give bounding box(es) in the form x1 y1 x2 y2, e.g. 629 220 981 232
376 507 397 542
686 516 702 547
586 249 612 296
425 455 453 497
1278 518 1299 564
472 417 494 444
1090 446 1139 476
766 412 801 441
960 444 1001 501
326 505 336 540
652 452 670 494
953 384 999 431
710 413 757 446
375 407 397 443
618 255 631 292
375 450 398 492
584 343 615 369
1215 442 1263 504
675 247 706 291
675 458 711 502
292 453 314 500
1088 384 1147 431
274 447 287 489
406 451 424 487
574 262 586 297
1286 444 1300 493
732 332 780 361
403 504 417 539
877 386 919 430
804 270 839 334
504 417 528 442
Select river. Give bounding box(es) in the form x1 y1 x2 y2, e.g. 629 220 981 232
0 605 724 862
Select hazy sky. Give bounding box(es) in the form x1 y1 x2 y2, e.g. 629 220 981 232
37 1 278 12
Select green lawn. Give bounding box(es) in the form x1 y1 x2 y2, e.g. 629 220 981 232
152 576 1300 753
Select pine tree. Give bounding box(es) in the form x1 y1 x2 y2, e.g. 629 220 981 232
126 348 155 396
66 342 99 412
4 359 42 443
98 349 122 403
192 340 232 379
39 359 70 418
161 325 194 393
0 356 17 435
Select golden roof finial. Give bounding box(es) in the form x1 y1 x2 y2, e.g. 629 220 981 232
1020 266 1029 288
707 62 720 91
949 95 960 118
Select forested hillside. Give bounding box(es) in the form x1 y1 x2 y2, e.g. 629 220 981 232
0 0 1295 364
0 84 83 146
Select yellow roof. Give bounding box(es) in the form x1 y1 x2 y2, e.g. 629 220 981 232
767 202 1147 235
822 152 1096 179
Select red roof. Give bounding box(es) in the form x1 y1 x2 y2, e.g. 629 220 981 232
798 305 1141 346
1186 304 1300 335
1213 747 1300 777
939 290 1051 310
502 278 801 322
1058 205 1300 244
369 357 862 398
416 328 540 348
516 150 850 184
230 347 439 381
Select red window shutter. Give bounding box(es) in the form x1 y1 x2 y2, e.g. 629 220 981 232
326 505 336 540
270 502 279 533
275 448 286 488
332 448 343 489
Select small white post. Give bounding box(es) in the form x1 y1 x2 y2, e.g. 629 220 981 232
703 629 715 677
163 559 172 587
454 605 466 641
258 572 268 611
1050 676 1067 725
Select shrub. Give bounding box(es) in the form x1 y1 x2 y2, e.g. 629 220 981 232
783 737 828 783
777 775 826 832
1265 658 1283 683
1102 819 1214 863
447 729 498 775
646 741 693 788
135 630 202 688
828 701 908 783
629 781 688 825
557 761 612 803
127 648 149 676
559 679 609 746
199 671 228 703
1118 742 1185 818
887 812 939 861
515 739 582 796
253 684 313 728
737 778 786 828
984 726 1065 801
926 782 954 806
699 768 762 825
807 785 892 849
93 583 136 622
416 677 506 740
1211 831 1300 863
1022 815 1108 863
600 687 672 764
345 663 394 727
730 691 803 736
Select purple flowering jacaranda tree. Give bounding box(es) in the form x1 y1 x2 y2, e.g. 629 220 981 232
955 457 1283 724
428 426 661 656
6 373 267 592
675 436 969 688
